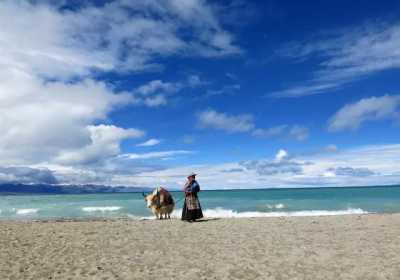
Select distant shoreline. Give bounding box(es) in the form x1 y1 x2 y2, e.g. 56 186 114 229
1 183 400 196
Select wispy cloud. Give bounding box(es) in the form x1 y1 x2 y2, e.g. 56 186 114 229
119 150 194 160
197 109 255 133
0 0 241 79
136 139 161 147
205 84 241 97
289 125 310 141
198 109 309 140
252 125 288 137
326 166 375 177
252 125 309 141
328 94 400 131
272 21 400 97
132 75 206 107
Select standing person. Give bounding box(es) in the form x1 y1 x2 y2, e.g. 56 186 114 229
181 172 203 222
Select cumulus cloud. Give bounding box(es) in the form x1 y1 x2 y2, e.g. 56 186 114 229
137 139 161 147
275 149 289 161
328 95 400 131
197 109 255 133
272 21 400 97
55 125 144 165
0 0 240 186
0 75 134 165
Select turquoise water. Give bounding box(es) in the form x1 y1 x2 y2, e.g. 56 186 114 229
1 186 400 220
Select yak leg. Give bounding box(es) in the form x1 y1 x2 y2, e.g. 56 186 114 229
153 209 160 220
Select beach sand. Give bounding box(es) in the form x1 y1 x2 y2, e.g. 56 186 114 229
1 214 400 280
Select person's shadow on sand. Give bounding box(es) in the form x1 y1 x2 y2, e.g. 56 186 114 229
189 218 220 223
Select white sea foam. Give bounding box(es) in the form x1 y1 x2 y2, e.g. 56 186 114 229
82 206 122 212
200 207 368 218
266 203 285 209
137 207 368 220
16 208 39 215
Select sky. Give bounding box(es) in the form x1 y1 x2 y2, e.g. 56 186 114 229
0 0 400 189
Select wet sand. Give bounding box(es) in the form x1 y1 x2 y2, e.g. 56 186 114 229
1 214 400 280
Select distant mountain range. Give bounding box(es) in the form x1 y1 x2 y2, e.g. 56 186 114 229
0 183 153 195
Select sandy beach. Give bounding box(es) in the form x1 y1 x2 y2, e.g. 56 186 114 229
1 214 400 280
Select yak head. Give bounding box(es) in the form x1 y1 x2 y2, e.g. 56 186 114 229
143 192 158 208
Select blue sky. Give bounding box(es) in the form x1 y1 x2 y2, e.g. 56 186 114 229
0 0 399 189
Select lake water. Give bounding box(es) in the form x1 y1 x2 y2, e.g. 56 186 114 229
1 186 400 220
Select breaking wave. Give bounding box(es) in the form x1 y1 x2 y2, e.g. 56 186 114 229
82 206 122 212
16 208 39 215
200 207 368 218
141 207 368 219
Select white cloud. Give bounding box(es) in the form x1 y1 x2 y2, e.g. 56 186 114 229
275 149 288 161
289 125 309 141
0 0 240 80
327 166 375 177
115 144 400 189
0 73 135 165
206 84 240 97
328 95 400 131
119 150 193 160
132 75 206 107
182 134 196 144
198 109 310 141
135 80 181 96
252 124 309 141
143 95 168 107
137 139 161 147
55 125 144 165
0 0 238 178
23 144 398 188
252 125 288 137
324 144 338 152
197 109 255 133
272 22 400 97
